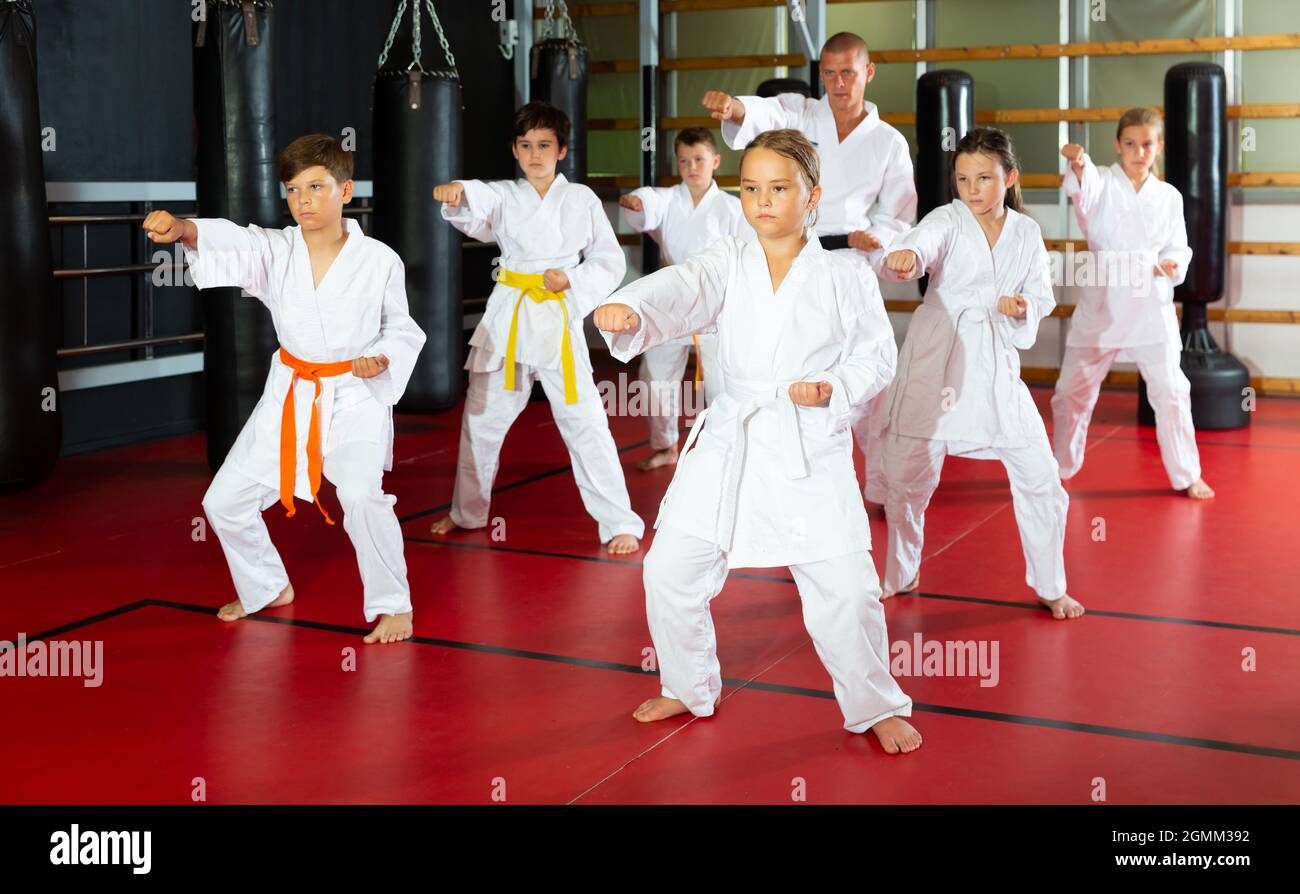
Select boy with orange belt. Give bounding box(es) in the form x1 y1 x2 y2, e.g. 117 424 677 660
144 134 427 644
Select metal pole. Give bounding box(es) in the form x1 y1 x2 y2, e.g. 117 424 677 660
513 0 533 106
640 0 660 274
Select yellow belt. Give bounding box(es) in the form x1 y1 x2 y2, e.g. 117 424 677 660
498 268 578 404
692 335 703 387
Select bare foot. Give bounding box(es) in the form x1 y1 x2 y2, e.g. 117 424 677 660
217 582 294 622
1040 593 1086 620
881 574 918 601
1185 479 1215 500
632 696 692 723
871 716 923 754
363 611 413 645
606 533 640 555
429 515 459 535
637 447 679 471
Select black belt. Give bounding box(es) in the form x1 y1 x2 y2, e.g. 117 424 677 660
818 234 851 251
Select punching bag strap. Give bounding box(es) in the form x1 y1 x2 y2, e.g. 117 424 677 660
240 1 259 47
541 0 582 46
193 1 264 49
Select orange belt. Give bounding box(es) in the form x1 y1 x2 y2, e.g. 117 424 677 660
277 346 354 524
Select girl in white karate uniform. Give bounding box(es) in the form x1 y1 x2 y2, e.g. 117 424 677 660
619 127 754 470
430 102 644 554
595 129 921 754
144 134 428 644
1053 108 1213 499
879 127 1085 620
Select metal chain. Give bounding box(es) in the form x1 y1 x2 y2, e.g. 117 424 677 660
377 0 408 68
542 0 578 44
377 0 456 71
412 0 422 68
424 0 457 69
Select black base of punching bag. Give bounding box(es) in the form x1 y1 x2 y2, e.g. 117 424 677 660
1137 326 1251 430
1154 64 1246 431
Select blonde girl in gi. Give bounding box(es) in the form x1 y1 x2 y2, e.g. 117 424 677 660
1054 108 1212 500
594 129 921 755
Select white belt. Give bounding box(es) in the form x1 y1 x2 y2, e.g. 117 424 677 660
667 378 810 550
887 301 1017 444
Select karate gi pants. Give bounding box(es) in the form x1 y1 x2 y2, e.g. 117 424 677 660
882 429 1069 602
852 389 890 504
643 524 913 733
450 362 645 543
639 336 723 450
1050 341 1201 490
202 437 413 623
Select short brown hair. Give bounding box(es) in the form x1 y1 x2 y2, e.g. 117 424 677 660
674 127 718 154
821 31 869 66
741 128 820 193
513 100 570 148
277 134 353 184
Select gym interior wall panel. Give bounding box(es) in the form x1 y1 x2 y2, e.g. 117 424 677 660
934 0 1062 176
1085 0 1215 158
827 2 916 114
578 10 639 178
1240 0 1300 177
674 7 781 178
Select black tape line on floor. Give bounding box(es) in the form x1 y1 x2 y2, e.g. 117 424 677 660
30 597 1294 763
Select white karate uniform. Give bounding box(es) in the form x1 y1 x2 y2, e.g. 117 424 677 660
603 234 912 732
621 181 753 449
185 217 427 622
441 174 644 542
722 93 918 502
1052 154 1201 489
879 201 1069 602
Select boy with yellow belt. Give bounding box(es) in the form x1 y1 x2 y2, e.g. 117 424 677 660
429 101 644 554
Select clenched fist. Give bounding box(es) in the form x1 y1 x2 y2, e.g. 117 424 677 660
789 381 833 407
542 269 570 292
701 90 745 124
433 182 464 208
352 355 390 379
1060 143 1086 175
142 210 195 246
884 249 918 278
997 295 1028 319
592 303 640 333
618 194 643 212
1157 259 1179 279
847 231 882 253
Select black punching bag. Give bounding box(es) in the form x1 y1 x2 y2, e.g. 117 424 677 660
915 70 974 296
757 77 809 98
373 70 464 413
0 0 59 493
1138 62 1250 430
531 37 587 183
193 0 280 471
